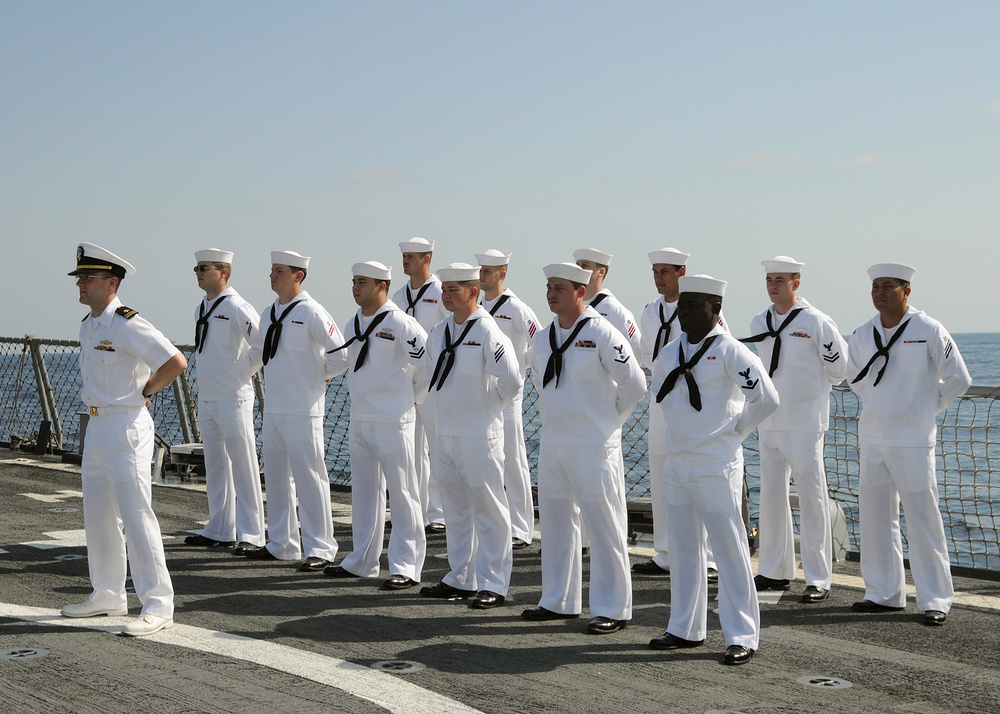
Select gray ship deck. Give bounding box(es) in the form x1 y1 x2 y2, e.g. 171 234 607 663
1 453 999 714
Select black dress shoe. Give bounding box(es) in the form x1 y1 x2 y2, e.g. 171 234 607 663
801 586 830 603
382 574 419 590
923 610 947 626
587 617 629 634
185 534 237 547
754 574 791 591
425 522 446 535
648 632 705 650
722 645 755 665
521 606 580 621
470 590 505 609
419 581 476 599
707 568 719 583
244 546 279 560
632 559 669 575
852 599 905 613
324 564 360 578
232 542 264 556
512 538 531 550
300 557 331 572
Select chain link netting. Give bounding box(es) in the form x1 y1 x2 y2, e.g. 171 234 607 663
3 335 998 570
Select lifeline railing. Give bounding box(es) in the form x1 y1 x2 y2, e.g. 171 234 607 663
2 335 998 571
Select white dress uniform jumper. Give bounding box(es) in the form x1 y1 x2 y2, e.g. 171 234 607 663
424 306 522 596
258 292 349 561
529 306 647 620
393 276 449 527
482 288 540 545
652 324 779 649
192 286 266 546
333 300 430 581
747 297 848 590
847 305 970 612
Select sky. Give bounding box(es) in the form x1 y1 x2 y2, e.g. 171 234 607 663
2 1 999 344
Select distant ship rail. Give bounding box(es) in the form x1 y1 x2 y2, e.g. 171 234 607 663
3 334 998 572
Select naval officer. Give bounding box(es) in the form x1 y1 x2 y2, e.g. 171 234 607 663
324 261 429 590
649 274 778 665
244 251 349 571
418 263 521 609
847 263 970 625
747 256 848 603
522 262 646 634
477 248 540 550
62 243 187 637
392 237 449 534
186 248 266 556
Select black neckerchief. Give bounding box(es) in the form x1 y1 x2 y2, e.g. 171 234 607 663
194 295 229 354
403 282 432 317
656 334 719 411
327 309 391 372
851 318 912 387
428 319 478 391
261 299 302 366
740 307 804 377
651 301 678 363
486 294 510 316
542 317 592 388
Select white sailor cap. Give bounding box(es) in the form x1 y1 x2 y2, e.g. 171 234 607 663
868 262 916 283
475 249 511 266
543 262 593 285
352 261 391 281
762 255 804 274
437 262 481 282
648 247 691 266
572 248 613 266
271 251 310 271
679 274 727 298
69 242 136 278
399 237 435 253
195 248 234 264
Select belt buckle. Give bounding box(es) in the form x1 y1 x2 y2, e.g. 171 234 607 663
89 406 99 417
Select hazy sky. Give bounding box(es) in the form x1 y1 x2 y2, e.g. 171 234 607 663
3 1 998 343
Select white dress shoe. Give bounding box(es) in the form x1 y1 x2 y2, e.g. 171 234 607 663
61 600 128 618
122 613 174 637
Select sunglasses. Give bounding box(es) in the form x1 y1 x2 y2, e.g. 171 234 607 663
193 265 217 273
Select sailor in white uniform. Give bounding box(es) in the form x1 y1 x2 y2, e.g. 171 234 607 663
649 275 778 665
186 248 266 556
746 256 848 603
62 243 187 637
635 247 720 580
245 251 349 572
392 237 449 533
572 247 642 359
477 249 540 550
324 261 429 590
522 263 646 634
418 263 521 609
847 263 971 625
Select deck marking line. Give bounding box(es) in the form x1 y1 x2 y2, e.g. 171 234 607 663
0 602 484 714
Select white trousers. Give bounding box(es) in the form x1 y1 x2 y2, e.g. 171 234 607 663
261 413 338 561
537 443 632 620
648 406 716 570
859 443 954 612
81 409 173 618
415 404 445 525
757 429 832 588
502 391 535 543
198 396 265 545
664 456 759 648
339 420 426 581
435 433 513 595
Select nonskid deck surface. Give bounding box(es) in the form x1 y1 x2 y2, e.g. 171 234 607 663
2 454 999 714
